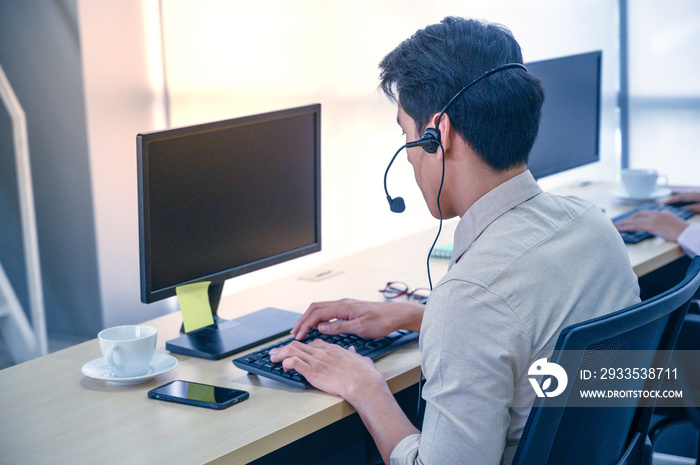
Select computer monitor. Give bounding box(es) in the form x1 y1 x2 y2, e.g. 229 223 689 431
526 51 602 179
137 104 321 359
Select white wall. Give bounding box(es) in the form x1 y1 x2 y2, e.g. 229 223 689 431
79 0 175 326
78 0 621 327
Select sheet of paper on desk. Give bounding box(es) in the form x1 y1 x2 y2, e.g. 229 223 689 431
430 242 453 259
175 281 215 332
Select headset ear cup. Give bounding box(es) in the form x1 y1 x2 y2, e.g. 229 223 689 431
420 127 441 154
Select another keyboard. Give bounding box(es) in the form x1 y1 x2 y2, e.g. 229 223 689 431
232 328 419 388
612 202 694 243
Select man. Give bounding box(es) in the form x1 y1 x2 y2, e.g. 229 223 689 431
270 17 640 464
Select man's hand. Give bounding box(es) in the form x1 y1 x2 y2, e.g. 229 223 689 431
269 339 384 402
268 337 420 464
291 299 423 340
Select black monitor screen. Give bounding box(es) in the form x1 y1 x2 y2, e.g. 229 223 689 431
526 51 602 179
138 104 321 303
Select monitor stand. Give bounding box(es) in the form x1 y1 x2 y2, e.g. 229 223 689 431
165 282 301 360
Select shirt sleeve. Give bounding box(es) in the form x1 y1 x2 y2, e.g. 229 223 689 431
678 223 700 257
390 279 530 465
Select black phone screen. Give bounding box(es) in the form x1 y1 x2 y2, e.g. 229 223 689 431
148 380 249 409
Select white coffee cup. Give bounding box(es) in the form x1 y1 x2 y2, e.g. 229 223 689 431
98 325 157 377
621 169 668 198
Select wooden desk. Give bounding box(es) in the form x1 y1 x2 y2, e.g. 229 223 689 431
0 180 693 464
0 226 450 465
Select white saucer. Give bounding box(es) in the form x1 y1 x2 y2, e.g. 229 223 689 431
611 186 672 202
81 353 178 384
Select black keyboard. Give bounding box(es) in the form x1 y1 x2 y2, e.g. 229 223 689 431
232 328 419 388
612 202 694 243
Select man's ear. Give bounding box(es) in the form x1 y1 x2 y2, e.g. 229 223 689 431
430 112 453 156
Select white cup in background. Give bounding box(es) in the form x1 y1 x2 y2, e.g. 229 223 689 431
98 325 157 377
621 169 668 198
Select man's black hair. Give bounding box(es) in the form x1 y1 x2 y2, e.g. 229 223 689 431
379 16 545 171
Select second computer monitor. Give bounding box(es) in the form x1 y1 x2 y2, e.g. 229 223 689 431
526 51 602 179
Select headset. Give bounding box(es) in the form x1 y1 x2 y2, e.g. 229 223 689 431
383 62 528 214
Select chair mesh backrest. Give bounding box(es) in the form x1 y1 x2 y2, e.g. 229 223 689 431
545 315 670 464
512 257 700 465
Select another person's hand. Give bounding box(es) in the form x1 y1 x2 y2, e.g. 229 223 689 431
291 299 423 340
269 339 385 402
615 209 690 242
665 192 700 213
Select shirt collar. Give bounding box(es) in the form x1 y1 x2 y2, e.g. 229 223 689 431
449 170 542 269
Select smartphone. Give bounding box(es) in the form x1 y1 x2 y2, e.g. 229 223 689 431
148 380 249 410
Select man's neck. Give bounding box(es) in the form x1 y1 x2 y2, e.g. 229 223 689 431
454 163 527 217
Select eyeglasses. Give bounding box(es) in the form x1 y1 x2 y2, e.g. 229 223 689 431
379 282 430 304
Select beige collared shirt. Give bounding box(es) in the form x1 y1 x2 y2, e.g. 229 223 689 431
391 171 640 465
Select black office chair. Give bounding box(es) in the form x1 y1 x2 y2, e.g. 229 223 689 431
512 256 700 465
648 312 700 462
